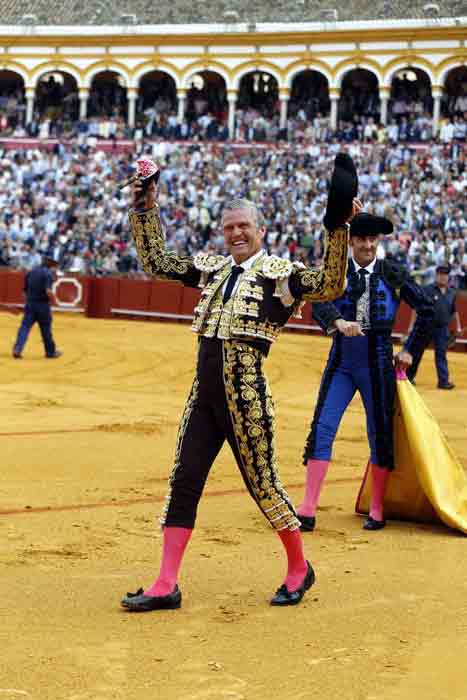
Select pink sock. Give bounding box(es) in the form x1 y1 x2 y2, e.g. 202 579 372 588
369 463 390 522
144 526 192 597
297 459 330 517
277 528 308 592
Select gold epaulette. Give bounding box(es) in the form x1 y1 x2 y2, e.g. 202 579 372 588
193 253 228 273
262 256 293 280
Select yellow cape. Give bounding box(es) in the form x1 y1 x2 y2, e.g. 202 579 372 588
356 377 467 534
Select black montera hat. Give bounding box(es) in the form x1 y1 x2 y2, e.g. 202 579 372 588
350 212 394 237
323 153 359 232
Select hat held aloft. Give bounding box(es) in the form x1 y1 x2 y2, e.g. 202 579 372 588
323 153 359 232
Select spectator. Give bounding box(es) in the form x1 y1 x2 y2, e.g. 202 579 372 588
0 138 463 288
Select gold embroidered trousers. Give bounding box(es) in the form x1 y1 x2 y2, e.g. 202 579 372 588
161 338 300 531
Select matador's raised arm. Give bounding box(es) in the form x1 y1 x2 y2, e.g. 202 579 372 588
286 152 358 302
129 205 202 287
287 224 349 302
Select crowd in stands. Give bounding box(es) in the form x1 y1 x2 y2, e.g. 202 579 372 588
1 105 466 147
0 137 465 289
1 78 466 146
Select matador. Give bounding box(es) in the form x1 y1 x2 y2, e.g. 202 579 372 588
121 154 359 611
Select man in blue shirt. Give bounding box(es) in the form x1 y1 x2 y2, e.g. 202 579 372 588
12 255 62 359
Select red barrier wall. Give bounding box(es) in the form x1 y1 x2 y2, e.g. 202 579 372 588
118 278 152 312
0 270 89 313
86 277 119 318
5 271 25 304
150 281 184 316
1 270 466 351
0 270 9 301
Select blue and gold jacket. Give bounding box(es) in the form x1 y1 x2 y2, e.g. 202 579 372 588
129 206 350 349
311 258 434 357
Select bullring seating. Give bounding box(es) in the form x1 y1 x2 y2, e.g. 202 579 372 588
0 0 464 25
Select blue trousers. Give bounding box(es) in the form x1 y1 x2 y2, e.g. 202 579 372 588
408 326 449 385
304 334 396 468
13 303 56 357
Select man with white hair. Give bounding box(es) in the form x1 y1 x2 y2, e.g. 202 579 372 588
121 154 359 612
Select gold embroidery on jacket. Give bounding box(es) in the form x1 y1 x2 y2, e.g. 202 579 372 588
230 317 281 342
192 228 347 343
262 256 293 279
237 282 264 301
129 207 193 279
233 298 260 318
192 268 230 336
193 252 226 273
294 225 349 301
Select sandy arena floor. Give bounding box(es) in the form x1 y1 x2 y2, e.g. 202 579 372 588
1 312 467 700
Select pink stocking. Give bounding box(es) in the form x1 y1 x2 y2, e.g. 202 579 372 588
369 463 390 522
277 528 308 592
297 459 330 517
144 526 192 597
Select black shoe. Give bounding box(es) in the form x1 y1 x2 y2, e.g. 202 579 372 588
121 585 182 612
46 351 63 359
270 561 315 606
298 514 316 532
409 378 416 386
363 516 386 531
12 350 22 359
438 382 455 390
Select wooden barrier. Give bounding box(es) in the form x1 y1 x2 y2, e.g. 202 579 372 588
4 271 25 305
0 269 466 350
150 280 184 316
86 277 119 318
0 270 89 314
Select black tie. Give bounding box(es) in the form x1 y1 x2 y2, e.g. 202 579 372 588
358 268 369 297
223 265 244 304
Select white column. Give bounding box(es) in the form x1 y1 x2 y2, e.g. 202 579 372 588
329 93 339 131
227 91 237 140
379 88 390 126
380 98 389 126
79 89 89 119
25 88 35 125
432 87 442 134
279 90 290 130
177 89 186 123
280 98 289 130
127 89 137 129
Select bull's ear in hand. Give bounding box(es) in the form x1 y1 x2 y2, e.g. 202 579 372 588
136 158 160 190
323 153 358 231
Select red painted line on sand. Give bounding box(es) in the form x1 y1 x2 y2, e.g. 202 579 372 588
0 478 359 517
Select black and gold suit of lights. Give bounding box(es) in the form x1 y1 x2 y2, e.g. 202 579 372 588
129 206 349 531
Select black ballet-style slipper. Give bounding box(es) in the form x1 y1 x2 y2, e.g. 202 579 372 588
363 516 386 531
298 514 316 532
121 586 182 612
270 561 316 606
